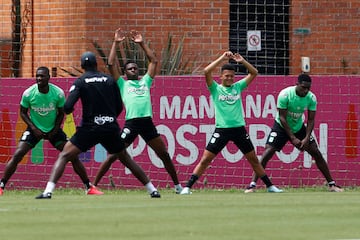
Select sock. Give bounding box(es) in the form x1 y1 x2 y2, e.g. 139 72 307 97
145 182 157 194
83 179 91 190
175 184 182 189
328 181 335 186
186 174 199 188
44 182 56 194
0 179 7 189
260 175 273 188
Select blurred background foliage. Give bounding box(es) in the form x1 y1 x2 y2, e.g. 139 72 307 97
58 33 198 77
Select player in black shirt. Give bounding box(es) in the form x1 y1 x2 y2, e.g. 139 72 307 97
36 52 161 199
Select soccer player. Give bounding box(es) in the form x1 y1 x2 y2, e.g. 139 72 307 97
244 74 343 193
180 51 283 194
0 67 84 195
36 52 160 199
93 28 182 194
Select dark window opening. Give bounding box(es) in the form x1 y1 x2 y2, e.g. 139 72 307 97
229 0 290 75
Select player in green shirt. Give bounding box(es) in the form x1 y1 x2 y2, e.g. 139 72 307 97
0 67 94 196
94 28 182 194
245 74 343 192
180 51 283 194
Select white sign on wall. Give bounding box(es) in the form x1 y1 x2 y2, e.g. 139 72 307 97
247 30 261 51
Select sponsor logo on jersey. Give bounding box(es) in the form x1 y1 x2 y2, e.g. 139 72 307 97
94 115 115 125
128 85 149 95
218 93 240 105
31 103 55 116
85 76 108 83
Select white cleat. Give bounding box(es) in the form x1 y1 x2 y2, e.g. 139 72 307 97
180 187 192 195
175 185 183 194
328 185 344 192
267 185 283 193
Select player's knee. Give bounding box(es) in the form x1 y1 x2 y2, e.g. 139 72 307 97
59 150 77 161
108 154 118 162
158 151 171 162
199 157 212 167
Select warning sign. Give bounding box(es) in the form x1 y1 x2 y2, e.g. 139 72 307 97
247 31 261 51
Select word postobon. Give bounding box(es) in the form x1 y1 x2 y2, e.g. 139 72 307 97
127 123 328 170
125 94 328 170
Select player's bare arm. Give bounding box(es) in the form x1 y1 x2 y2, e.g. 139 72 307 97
232 53 258 86
278 108 301 149
20 106 43 139
130 30 158 78
108 28 126 81
299 110 316 150
204 51 233 87
46 107 65 139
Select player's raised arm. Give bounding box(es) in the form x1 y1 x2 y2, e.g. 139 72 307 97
204 51 233 87
108 28 126 81
130 30 158 78
232 53 258 86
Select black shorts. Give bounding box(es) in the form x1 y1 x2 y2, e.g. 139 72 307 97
205 126 255 155
266 121 316 151
70 125 125 154
121 117 160 144
20 127 67 149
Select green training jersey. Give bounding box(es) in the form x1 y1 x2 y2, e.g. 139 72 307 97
275 86 317 133
117 74 153 120
20 83 65 133
208 79 247 128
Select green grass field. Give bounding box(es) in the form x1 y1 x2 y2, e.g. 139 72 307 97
1 188 359 240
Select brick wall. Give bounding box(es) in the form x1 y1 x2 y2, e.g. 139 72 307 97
0 2 14 77
290 0 360 75
0 42 12 77
19 0 228 77
0 0 359 77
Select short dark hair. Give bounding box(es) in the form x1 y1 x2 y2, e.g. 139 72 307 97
221 63 235 72
81 51 97 70
298 73 312 83
124 60 137 68
36 66 50 76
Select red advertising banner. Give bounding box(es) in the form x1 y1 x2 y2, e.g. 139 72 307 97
0 75 359 190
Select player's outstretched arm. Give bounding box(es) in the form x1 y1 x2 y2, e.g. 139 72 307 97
232 53 258 86
130 30 158 78
204 51 233 87
108 28 126 81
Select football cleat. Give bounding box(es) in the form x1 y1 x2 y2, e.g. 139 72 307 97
329 185 344 192
175 185 183 194
150 191 161 198
267 185 283 193
244 185 256 193
35 192 52 199
87 186 104 195
0 188 3 196
180 187 192 195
